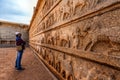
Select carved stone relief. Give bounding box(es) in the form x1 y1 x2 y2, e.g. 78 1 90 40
72 57 90 80
60 59 73 79
71 57 119 80
81 9 120 56
72 27 79 49
47 13 55 27
72 27 84 49
70 0 88 15
88 27 120 55
46 32 54 45
41 47 46 59
55 52 65 73
86 67 116 80
57 30 70 48
54 9 61 22
60 0 71 20
62 54 73 80
42 0 50 14
29 0 120 80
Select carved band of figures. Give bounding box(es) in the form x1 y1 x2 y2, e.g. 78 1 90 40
30 41 120 71
30 44 118 80
30 0 62 35
32 0 119 38
30 23 120 57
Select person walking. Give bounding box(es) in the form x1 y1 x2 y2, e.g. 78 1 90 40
15 32 26 70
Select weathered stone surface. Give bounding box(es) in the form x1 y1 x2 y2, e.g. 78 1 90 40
29 0 120 80
0 21 28 46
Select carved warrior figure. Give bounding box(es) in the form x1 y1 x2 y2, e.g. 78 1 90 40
72 27 82 49
70 0 87 15
46 33 54 45
42 22 46 30
46 49 54 66
46 31 59 45
41 47 46 59
54 31 59 45
39 36 44 44
55 52 65 72
54 10 60 22
47 14 55 27
43 0 52 13
60 0 71 20
72 27 87 49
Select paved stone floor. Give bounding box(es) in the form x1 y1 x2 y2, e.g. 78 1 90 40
0 48 57 80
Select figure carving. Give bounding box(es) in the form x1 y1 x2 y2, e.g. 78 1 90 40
55 52 64 72
57 31 70 48
54 10 58 22
47 49 54 66
72 27 81 49
71 0 87 15
39 36 44 44
54 9 61 22
42 22 46 30
54 31 59 45
38 47 42 55
72 26 88 50
60 58 73 80
50 14 55 26
46 14 54 28
60 0 71 20
41 47 46 59
52 51 57 68
56 62 61 73
44 49 51 62
47 34 54 45
90 0 105 9
84 27 120 54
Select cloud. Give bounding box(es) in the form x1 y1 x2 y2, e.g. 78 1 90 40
0 14 30 24
0 0 38 24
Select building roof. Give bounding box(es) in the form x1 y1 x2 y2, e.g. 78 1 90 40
0 20 28 26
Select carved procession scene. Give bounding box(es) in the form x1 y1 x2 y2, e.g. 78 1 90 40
29 0 120 80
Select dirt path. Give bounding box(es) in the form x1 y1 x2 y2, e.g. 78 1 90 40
0 48 57 80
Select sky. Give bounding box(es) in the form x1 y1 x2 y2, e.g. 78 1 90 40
0 0 38 24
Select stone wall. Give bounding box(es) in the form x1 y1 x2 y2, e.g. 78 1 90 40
29 0 120 80
0 21 28 47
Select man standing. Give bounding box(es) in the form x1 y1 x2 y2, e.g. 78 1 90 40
15 32 26 70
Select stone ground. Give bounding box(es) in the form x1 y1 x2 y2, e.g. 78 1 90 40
0 48 58 80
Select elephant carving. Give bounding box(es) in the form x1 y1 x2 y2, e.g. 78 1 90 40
57 31 70 48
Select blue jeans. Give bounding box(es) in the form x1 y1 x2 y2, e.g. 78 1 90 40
15 50 23 69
